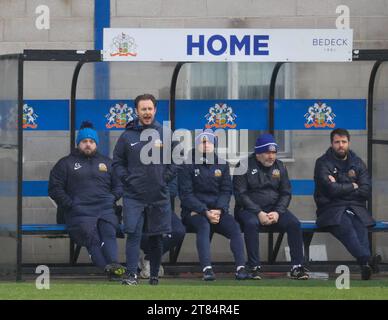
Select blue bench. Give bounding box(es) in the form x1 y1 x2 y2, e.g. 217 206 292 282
22 221 388 265
168 220 388 264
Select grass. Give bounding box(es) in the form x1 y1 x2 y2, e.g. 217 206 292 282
1 278 388 300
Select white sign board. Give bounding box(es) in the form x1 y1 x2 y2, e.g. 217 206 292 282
103 28 353 62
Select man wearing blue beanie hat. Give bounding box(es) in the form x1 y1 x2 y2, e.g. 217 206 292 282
76 123 100 146
49 121 125 280
233 133 309 280
178 130 250 281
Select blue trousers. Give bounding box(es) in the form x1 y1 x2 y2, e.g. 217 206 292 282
125 213 164 277
87 219 118 270
326 210 371 265
236 209 304 267
183 213 246 269
141 212 186 260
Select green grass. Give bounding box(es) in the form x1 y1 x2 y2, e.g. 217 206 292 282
1 278 388 300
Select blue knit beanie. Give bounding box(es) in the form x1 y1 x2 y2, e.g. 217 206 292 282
255 133 278 154
76 121 99 145
195 129 216 147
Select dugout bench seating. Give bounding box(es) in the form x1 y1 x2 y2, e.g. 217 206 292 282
21 220 388 266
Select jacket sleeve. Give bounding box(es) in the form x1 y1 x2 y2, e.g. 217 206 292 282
314 159 355 198
112 134 130 186
352 160 371 201
214 165 232 214
273 165 292 215
111 168 123 202
233 163 262 213
178 164 208 215
48 159 73 210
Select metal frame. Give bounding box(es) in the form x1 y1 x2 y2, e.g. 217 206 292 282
2 48 388 279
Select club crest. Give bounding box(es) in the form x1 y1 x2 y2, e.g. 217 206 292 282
105 103 135 129
205 103 237 129
23 104 38 129
304 102 336 128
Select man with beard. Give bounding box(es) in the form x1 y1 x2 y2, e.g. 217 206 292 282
233 133 308 280
113 94 176 286
314 128 375 280
49 121 126 279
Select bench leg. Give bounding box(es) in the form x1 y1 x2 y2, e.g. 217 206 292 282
268 232 274 264
69 239 75 265
72 245 82 265
271 232 285 263
169 238 184 264
302 232 314 264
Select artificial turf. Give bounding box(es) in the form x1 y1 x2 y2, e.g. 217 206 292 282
1 278 388 300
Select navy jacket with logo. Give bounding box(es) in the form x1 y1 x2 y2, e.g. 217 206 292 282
48 150 122 245
178 153 232 218
112 119 176 204
233 153 292 215
112 119 176 235
314 148 375 227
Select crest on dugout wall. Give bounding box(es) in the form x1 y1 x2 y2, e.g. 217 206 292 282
105 103 135 129
109 32 137 57
304 102 336 128
23 103 38 129
205 103 237 129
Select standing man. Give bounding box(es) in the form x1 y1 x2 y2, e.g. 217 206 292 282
314 128 375 280
233 133 308 280
49 121 126 280
113 93 175 286
178 130 250 281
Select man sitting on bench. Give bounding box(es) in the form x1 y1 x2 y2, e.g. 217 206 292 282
48 121 126 280
233 133 309 280
314 128 375 280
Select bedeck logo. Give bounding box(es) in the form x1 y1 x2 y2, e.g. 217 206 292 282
313 38 349 46
187 34 270 56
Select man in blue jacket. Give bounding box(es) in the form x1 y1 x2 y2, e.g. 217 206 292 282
113 94 175 285
233 134 308 280
178 130 250 281
49 121 126 280
314 128 375 280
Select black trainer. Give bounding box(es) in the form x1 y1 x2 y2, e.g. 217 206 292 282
361 264 372 280
235 267 250 280
122 272 139 285
248 266 262 280
290 265 309 280
105 263 126 276
149 276 159 285
203 268 216 281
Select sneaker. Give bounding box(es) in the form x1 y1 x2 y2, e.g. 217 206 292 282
202 268 216 281
361 264 372 280
248 266 262 280
104 263 127 280
235 267 250 280
149 276 159 285
290 265 309 280
121 272 139 286
139 258 165 279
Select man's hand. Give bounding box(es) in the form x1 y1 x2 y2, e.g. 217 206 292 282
352 183 359 189
258 211 271 226
206 210 221 224
328 175 336 183
267 211 279 224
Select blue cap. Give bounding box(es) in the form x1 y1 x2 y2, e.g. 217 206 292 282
76 121 99 145
255 133 278 154
195 129 216 147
